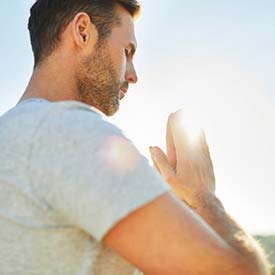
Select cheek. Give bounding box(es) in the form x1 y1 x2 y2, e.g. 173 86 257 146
120 54 127 78
112 49 127 80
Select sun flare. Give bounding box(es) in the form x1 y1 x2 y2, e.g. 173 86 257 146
177 108 204 146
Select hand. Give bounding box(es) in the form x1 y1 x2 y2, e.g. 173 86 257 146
150 109 216 208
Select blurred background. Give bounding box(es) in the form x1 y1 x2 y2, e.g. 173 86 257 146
0 0 274 252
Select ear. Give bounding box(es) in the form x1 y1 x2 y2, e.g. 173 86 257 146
71 12 98 49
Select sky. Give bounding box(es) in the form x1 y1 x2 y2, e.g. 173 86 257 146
0 1 274 235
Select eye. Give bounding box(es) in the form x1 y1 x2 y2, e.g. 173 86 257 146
125 49 130 57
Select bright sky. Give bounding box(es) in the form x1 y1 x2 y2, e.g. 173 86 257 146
0 1 274 235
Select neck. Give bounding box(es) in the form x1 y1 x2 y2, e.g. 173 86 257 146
19 57 78 104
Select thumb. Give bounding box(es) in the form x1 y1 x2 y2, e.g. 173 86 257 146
149 146 176 182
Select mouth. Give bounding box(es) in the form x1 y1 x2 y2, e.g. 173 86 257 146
119 89 126 100
119 84 128 100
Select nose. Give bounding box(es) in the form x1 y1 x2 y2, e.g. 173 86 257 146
125 61 138 84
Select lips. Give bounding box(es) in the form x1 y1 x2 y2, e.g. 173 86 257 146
119 82 129 100
119 86 128 100
119 89 126 100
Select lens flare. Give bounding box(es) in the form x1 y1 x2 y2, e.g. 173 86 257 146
177 108 204 146
100 135 138 173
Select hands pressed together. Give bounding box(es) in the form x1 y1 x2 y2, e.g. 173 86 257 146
149 109 270 275
150 109 216 209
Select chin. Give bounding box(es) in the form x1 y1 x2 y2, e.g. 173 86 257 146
99 100 120 117
106 104 120 116
79 95 120 117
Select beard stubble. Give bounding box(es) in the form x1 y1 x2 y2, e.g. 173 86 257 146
77 41 121 116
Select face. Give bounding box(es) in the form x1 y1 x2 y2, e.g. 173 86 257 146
76 5 138 116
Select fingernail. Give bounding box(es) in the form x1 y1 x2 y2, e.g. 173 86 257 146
150 146 159 154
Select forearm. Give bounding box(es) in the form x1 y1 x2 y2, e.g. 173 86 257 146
152 110 271 274
187 193 271 275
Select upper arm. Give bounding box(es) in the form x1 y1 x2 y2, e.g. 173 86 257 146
103 191 245 275
30 107 246 275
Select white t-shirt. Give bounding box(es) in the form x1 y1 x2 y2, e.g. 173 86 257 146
0 99 171 275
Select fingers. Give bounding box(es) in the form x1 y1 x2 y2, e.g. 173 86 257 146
167 110 210 167
167 110 190 169
151 154 161 174
149 146 176 183
166 115 177 170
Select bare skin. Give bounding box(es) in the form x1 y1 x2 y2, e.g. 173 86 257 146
150 110 271 274
19 3 270 275
19 4 137 116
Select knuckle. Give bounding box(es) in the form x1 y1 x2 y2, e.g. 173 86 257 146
164 171 177 185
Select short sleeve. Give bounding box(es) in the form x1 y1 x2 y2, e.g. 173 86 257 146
30 104 171 242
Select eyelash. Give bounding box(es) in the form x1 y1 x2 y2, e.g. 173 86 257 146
125 49 131 58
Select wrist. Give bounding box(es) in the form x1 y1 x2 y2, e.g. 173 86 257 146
182 191 223 215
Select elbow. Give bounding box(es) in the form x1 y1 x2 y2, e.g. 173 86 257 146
228 254 270 275
244 258 271 275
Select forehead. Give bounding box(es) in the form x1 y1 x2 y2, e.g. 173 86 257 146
109 4 137 47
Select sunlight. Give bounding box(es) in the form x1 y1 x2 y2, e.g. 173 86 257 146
101 135 138 173
177 108 205 147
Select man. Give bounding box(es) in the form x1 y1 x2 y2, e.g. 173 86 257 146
0 0 270 274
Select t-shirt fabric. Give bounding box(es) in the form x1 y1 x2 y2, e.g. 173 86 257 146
0 99 171 275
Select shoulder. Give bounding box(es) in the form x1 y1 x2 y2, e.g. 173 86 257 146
31 100 140 169
30 99 142 179
38 100 124 140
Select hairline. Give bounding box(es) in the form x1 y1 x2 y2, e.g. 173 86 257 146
32 1 139 67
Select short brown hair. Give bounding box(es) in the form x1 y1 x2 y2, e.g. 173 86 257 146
28 0 140 67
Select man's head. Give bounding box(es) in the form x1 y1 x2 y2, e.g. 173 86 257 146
28 0 140 115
